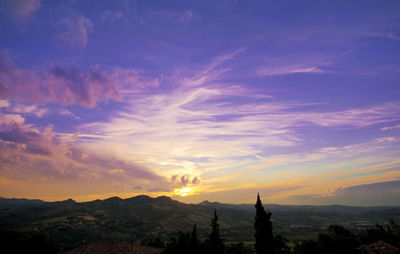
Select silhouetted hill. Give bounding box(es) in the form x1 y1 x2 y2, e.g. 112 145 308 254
0 196 399 250
0 197 45 209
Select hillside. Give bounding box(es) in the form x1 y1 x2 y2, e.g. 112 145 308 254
0 196 399 250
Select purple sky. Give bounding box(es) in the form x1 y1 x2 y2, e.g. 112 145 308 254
0 0 400 205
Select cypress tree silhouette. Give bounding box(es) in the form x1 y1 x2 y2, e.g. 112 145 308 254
190 224 198 246
254 193 275 254
206 209 225 254
190 223 202 254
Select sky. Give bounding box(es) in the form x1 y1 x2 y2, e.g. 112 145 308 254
0 0 400 206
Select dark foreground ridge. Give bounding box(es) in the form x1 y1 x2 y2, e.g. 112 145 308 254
0 195 399 253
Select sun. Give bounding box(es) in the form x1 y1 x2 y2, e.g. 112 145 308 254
174 187 192 197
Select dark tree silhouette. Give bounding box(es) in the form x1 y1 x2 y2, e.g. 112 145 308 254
294 224 360 254
206 209 225 254
164 224 204 254
225 241 248 254
164 231 191 254
318 224 359 254
190 224 199 248
293 239 322 254
0 230 61 254
254 193 275 254
274 235 290 254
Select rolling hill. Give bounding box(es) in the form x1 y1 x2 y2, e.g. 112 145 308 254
0 196 399 250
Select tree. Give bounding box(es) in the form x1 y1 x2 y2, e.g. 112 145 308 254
0 230 61 254
225 241 248 254
293 239 322 254
274 235 290 254
190 224 199 247
318 225 359 254
164 224 203 254
254 193 275 254
164 231 190 254
206 209 224 254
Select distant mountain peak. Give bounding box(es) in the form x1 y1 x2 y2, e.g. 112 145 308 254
55 198 76 204
0 197 45 209
155 195 172 201
199 200 221 206
104 196 122 201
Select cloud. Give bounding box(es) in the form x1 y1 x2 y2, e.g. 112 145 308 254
182 184 304 204
0 115 57 156
59 109 80 120
180 175 189 185
257 65 324 76
381 124 400 131
100 10 124 23
0 100 10 108
109 169 125 174
56 14 93 49
0 122 41 144
179 48 246 87
47 66 121 107
178 10 193 24
0 113 24 125
147 9 196 25
7 0 41 19
192 177 200 184
288 181 400 206
78 52 400 189
9 103 48 117
169 174 200 186
0 116 177 199
0 51 147 107
2 49 399 202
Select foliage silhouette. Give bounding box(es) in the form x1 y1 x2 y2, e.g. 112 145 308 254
294 225 360 254
0 229 61 254
164 224 205 254
205 209 225 254
225 241 248 254
361 221 400 247
254 193 275 254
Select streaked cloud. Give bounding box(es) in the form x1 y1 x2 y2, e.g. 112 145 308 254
287 180 400 206
59 109 80 120
381 124 400 131
257 65 324 76
76 54 400 204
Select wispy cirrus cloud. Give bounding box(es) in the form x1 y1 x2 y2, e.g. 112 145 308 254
287 180 400 206
257 65 324 76
59 109 80 120
78 52 400 200
1 49 396 202
381 124 400 131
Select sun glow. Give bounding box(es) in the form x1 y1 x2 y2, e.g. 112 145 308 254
174 187 192 197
